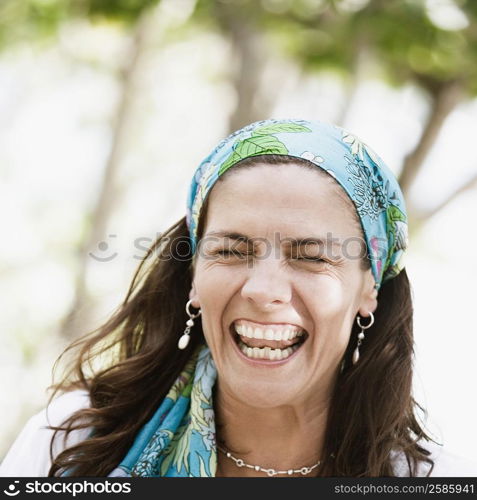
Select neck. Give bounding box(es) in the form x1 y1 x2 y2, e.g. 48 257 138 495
213 383 330 477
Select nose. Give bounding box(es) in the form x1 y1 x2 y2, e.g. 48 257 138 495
240 255 292 309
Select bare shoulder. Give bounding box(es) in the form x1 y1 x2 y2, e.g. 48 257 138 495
393 440 477 477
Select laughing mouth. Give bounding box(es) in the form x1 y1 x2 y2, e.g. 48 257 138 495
231 320 308 361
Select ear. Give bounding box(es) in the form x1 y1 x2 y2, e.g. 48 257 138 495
358 270 378 317
189 281 200 308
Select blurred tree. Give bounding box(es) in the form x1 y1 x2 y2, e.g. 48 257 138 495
190 0 477 230
194 0 279 132
60 8 155 340
256 0 477 229
1 0 199 339
213 2 275 131
58 0 198 339
2 0 477 339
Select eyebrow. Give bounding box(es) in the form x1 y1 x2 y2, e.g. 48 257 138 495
204 230 343 247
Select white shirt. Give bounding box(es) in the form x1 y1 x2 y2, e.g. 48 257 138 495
1 390 476 477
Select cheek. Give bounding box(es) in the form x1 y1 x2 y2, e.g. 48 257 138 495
301 277 356 350
306 276 348 316
195 260 246 295
195 264 241 299
193 265 242 340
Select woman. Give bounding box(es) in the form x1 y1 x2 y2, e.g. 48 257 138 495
1 119 475 477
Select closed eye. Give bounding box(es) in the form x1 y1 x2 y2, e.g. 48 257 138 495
215 249 251 257
292 256 328 263
214 250 329 264
296 256 325 262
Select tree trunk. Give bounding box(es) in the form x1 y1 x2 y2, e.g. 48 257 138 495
409 170 477 237
398 79 465 199
213 3 276 133
59 13 151 340
59 0 200 340
335 40 371 127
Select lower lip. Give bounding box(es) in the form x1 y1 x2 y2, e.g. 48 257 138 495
229 328 305 366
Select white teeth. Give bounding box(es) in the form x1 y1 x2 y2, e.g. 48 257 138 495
238 340 301 361
235 324 305 340
254 327 263 340
265 329 275 340
234 323 306 342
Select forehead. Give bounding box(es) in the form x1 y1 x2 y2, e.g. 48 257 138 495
203 163 361 240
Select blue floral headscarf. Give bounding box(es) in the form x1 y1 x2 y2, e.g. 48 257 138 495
186 118 408 290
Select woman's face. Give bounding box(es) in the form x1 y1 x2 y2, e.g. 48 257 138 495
189 163 377 408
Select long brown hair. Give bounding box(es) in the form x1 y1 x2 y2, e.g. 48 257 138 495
47 155 436 477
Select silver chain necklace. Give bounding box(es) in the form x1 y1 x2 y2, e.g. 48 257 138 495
217 445 321 477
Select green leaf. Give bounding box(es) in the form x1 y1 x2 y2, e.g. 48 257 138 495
218 136 289 175
386 204 406 223
252 123 312 135
217 151 242 176
209 447 217 476
198 452 208 476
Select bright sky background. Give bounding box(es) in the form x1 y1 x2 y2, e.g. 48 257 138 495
0 17 476 464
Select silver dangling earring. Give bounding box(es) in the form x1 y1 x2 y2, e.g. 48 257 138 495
178 299 201 350
352 311 374 365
